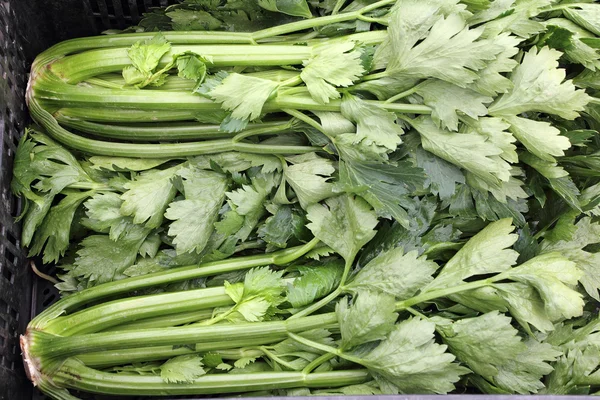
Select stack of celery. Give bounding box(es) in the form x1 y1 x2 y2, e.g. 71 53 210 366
14 0 600 398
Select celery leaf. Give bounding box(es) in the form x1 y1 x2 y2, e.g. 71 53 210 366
306 195 378 261
505 252 584 320
341 94 404 150
337 291 398 350
440 311 559 394
357 317 469 394
210 73 279 121
121 166 180 228
489 46 590 119
382 10 502 87
284 153 336 209
123 33 171 87
413 116 512 185
415 80 492 131
346 248 439 300
165 167 228 254
301 42 365 104
287 261 344 308
160 355 206 384
29 190 92 263
426 219 518 290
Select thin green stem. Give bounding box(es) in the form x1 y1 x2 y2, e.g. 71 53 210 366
252 12 360 41
289 288 341 320
272 238 321 264
297 30 321 41
385 84 423 103
259 346 298 370
66 181 114 191
360 0 395 13
251 0 394 40
288 333 341 357
332 0 347 14
339 258 353 286
357 15 388 24
395 279 495 310
406 307 427 319
279 75 304 88
361 71 388 81
234 239 266 252
282 109 326 134
589 97 600 106
279 86 310 97
195 307 235 326
302 353 336 374
288 333 364 366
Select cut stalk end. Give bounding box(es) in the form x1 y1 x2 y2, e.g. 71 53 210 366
21 330 42 387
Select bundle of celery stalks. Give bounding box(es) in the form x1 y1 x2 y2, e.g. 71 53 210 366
14 0 600 398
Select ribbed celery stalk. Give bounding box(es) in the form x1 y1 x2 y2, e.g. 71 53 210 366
44 286 234 336
77 340 271 368
51 358 369 396
104 309 215 332
56 117 294 141
28 239 319 330
29 98 320 157
26 313 339 359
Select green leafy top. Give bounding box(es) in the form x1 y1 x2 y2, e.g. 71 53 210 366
121 165 180 229
306 195 378 262
284 153 336 210
160 355 206 383
439 311 560 394
489 46 590 119
12 131 96 199
340 94 404 151
164 166 228 254
287 261 344 308
337 290 398 350
379 7 502 86
223 267 286 322
355 317 469 394
123 33 172 87
425 218 518 290
412 116 512 185
345 248 439 300
414 80 492 131
210 73 279 121
301 42 366 104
